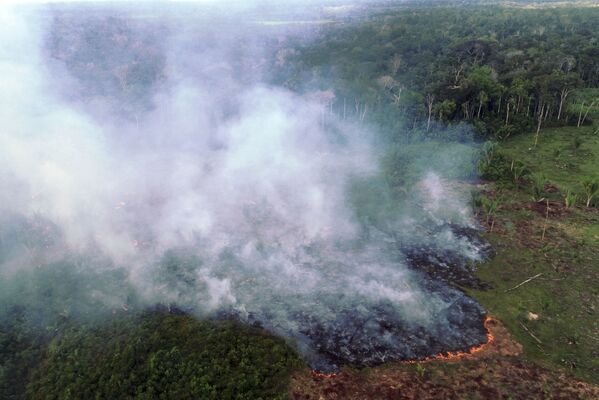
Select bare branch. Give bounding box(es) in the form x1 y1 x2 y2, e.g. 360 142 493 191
504 273 543 292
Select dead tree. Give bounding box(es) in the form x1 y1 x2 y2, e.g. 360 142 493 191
426 93 435 131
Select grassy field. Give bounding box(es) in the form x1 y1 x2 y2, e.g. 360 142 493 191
470 118 599 385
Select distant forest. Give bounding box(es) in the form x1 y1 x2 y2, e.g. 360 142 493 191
272 6 599 140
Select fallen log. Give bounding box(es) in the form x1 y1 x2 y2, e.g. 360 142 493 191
504 273 543 293
519 322 543 344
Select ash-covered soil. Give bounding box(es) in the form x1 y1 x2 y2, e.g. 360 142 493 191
274 284 487 372
401 225 495 290
214 224 494 373
222 291 488 373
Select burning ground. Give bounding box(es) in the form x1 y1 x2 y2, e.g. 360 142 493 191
291 327 599 400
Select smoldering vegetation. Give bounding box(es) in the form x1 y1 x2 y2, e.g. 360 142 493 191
0 3 490 372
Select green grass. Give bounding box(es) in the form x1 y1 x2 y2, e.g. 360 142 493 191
471 118 599 385
497 123 599 200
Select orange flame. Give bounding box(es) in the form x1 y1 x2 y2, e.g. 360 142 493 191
311 371 338 379
404 316 496 363
311 316 496 379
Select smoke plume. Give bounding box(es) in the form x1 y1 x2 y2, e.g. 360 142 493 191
0 3 488 371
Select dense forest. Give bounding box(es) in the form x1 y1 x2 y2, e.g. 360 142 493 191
273 6 599 141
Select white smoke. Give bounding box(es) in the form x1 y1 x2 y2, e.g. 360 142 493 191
0 3 488 370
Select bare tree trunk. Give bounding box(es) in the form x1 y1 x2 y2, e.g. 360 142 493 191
505 102 510 125
577 101 585 127
392 87 403 107
426 93 435 131
534 104 545 147
497 94 502 115
557 88 569 120
581 100 597 126
360 104 368 122
453 64 464 86
526 97 531 117
541 199 549 241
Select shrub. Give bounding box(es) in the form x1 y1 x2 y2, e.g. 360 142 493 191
530 173 547 202
564 190 577 208
510 160 528 184
581 178 599 207
481 196 501 231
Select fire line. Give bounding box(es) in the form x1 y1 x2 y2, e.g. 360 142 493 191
311 316 496 379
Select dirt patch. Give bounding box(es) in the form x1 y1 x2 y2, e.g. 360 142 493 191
291 358 599 399
524 200 569 219
500 200 570 219
544 183 560 194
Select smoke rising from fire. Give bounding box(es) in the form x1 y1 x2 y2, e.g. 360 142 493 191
0 3 488 370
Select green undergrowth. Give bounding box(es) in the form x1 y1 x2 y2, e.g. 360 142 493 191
471 120 599 385
498 124 599 197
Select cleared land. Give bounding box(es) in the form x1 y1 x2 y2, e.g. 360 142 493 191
291 118 599 398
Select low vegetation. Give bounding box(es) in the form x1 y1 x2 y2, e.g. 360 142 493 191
23 311 302 400
471 119 599 384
